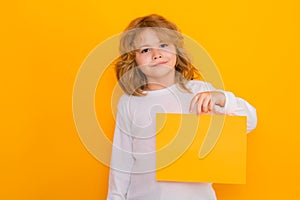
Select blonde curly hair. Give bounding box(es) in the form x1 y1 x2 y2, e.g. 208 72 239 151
116 14 200 96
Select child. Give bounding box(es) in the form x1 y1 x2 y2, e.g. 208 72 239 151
107 14 257 200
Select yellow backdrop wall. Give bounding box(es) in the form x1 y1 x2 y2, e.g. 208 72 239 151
1 0 299 199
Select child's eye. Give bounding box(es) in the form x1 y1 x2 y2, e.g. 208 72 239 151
160 43 168 48
140 48 150 54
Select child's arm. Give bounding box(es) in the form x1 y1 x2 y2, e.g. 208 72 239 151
107 99 134 200
189 82 257 133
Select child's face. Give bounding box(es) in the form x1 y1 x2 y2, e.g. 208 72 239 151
134 29 177 85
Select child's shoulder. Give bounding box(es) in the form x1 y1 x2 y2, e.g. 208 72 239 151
186 80 214 92
186 80 207 87
115 94 132 114
118 93 130 104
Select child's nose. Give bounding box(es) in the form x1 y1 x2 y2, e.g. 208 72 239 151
152 49 162 60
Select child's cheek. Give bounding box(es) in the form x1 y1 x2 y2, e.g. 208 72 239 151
135 54 144 66
136 55 150 67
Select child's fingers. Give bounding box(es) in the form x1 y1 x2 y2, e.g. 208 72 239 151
196 95 205 115
190 92 213 115
201 95 211 113
189 94 200 112
208 97 216 112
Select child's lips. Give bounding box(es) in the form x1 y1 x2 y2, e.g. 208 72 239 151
152 61 168 67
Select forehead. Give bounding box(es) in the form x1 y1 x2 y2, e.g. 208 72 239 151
134 28 173 48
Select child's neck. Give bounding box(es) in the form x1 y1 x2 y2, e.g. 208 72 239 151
146 78 175 91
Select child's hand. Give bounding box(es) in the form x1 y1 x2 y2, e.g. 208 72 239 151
189 91 226 115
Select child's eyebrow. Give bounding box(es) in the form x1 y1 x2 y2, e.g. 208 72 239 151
136 41 166 49
137 44 151 49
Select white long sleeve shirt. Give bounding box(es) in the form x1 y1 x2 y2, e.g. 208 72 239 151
107 80 257 200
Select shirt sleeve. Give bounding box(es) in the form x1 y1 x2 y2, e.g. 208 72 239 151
107 96 135 200
190 81 257 133
211 87 257 133
215 91 257 133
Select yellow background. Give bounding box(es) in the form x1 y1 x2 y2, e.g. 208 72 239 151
1 0 299 199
